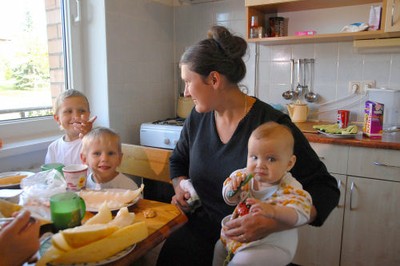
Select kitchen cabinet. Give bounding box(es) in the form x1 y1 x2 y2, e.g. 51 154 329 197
293 144 400 266
245 0 400 45
384 0 400 32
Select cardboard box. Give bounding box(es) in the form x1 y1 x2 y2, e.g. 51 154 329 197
363 100 384 138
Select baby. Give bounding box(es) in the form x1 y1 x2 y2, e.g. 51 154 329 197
80 127 138 190
45 89 96 165
213 121 312 266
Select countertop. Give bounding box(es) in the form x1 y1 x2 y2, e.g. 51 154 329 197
295 122 400 150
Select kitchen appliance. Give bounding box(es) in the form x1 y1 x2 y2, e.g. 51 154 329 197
140 118 184 150
287 102 309 122
139 118 184 203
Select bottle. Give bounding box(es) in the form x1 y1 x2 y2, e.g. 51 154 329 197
250 16 259 38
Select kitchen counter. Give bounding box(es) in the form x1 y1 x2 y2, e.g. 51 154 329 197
295 122 400 150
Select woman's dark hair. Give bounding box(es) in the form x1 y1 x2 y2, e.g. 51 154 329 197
180 25 247 84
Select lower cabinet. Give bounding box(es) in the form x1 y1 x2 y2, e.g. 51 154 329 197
293 144 400 266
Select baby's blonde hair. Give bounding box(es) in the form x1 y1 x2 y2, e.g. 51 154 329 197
250 122 295 154
81 127 121 154
53 89 90 114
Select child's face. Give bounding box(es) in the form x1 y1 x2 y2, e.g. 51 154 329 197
54 96 90 140
80 135 122 183
246 135 296 185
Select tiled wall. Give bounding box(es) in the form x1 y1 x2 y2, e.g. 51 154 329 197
174 0 400 123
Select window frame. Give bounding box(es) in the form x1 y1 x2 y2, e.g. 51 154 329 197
0 0 83 159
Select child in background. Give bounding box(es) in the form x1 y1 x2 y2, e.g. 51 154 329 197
213 122 312 266
45 89 96 165
80 127 138 190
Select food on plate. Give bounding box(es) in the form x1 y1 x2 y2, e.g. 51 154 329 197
0 198 22 217
0 174 27 185
79 184 144 210
61 224 119 248
108 207 135 227
85 202 113 225
313 124 358 134
143 208 156 218
37 206 148 265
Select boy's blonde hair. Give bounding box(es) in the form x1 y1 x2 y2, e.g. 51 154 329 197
81 127 121 154
250 122 295 153
53 89 90 114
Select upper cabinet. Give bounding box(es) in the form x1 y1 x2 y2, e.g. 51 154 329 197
245 0 400 45
385 0 400 32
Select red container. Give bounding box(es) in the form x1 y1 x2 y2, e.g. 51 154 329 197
337 110 350 128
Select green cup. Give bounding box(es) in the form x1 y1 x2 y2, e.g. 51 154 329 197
50 192 86 230
41 163 64 175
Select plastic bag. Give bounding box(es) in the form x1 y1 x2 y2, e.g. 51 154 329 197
19 169 67 221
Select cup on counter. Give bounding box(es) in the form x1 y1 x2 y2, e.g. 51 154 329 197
337 110 350 128
50 192 86 230
62 164 88 191
41 163 64 175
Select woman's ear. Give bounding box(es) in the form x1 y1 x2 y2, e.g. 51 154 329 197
209 71 220 86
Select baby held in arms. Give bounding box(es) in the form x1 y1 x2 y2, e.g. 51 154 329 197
213 122 312 266
80 127 138 190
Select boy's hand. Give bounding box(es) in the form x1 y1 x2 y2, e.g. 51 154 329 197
247 198 275 219
75 115 97 138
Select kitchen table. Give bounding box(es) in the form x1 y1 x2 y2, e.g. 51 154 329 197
36 198 187 266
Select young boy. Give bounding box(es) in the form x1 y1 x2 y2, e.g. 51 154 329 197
45 89 96 165
80 127 138 190
213 122 312 266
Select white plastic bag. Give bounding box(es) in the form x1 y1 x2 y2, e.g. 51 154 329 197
19 169 67 221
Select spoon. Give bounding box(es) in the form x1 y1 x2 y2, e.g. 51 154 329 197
282 59 295 100
304 59 318 103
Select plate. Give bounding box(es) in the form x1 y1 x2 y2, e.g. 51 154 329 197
0 171 34 189
82 188 141 212
318 130 357 139
86 197 139 212
39 235 136 266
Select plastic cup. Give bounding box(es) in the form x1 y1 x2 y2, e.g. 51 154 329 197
62 164 88 191
50 192 86 230
41 163 64 175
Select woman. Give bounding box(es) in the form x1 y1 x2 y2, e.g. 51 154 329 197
157 26 339 266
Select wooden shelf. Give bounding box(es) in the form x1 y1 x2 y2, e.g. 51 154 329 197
245 0 400 46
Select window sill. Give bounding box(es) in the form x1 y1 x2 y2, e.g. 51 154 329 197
0 134 61 159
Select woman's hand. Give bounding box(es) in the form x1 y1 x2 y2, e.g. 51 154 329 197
223 213 291 243
0 210 40 266
171 176 191 213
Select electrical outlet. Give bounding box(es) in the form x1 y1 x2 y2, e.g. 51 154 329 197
362 80 376 91
348 81 362 94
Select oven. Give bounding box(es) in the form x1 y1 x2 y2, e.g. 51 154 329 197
139 117 185 203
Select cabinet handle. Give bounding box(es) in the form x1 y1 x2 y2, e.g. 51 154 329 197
74 0 81 22
337 179 342 208
391 0 396 27
373 161 400 169
349 181 355 210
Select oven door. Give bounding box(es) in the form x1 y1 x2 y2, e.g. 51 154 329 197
140 123 182 150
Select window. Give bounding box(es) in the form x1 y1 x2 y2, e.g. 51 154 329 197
0 0 66 122
0 0 81 156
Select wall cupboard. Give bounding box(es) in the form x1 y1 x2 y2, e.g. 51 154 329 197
293 143 400 266
245 0 400 45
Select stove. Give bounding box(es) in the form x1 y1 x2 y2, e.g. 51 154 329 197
140 117 184 150
139 118 184 203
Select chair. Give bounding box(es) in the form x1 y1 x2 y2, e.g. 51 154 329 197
118 144 172 183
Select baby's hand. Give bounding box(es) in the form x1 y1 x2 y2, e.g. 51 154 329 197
230 172 247 192
247 198 275 219
75 115 97 138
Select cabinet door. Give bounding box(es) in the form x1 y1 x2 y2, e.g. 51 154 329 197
341 176 400 266
385 0 400 32
310 143 348 175
292 174 345 266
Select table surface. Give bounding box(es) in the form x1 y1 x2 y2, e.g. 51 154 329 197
103 198 187 265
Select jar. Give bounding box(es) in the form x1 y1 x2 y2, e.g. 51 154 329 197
268 17 284 37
